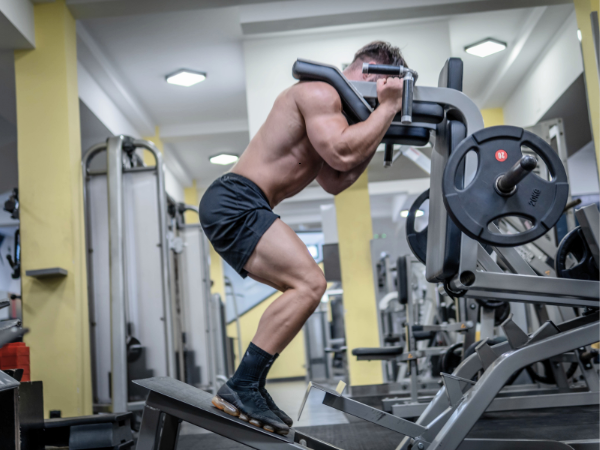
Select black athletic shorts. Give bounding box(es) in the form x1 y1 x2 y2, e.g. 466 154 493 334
199 173 279 278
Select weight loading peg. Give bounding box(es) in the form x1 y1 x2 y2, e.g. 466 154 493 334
495 155 537 195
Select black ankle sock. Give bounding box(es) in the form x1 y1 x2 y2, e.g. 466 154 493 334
230 343 273 388
259 353 279 390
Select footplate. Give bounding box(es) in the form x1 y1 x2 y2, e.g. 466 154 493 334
298 381 426 438
134 377 342 450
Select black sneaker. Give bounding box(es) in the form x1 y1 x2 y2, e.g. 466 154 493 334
212 381 290 435
260 386 293 427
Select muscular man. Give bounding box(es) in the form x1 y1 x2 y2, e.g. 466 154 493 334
200 41 406 435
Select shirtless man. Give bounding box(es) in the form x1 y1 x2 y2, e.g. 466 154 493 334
200 41 406 435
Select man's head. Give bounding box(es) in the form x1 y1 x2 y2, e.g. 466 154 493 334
344 41 407 81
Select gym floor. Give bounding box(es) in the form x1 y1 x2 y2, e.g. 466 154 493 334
176 381 600 449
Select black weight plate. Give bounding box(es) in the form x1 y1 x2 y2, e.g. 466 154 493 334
494 302 511 327
476 298 506 309
442 125 569 247
127 336 143 363
556 226 599 280
406 189 429 264
441 342 463 374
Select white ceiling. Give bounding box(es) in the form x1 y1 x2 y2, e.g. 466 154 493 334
82 7 248 127
73 0 574 191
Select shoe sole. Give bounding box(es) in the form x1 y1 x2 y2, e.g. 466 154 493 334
211 395 289 435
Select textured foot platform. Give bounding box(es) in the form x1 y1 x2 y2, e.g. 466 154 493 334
211 395 284 434
134 377 341 450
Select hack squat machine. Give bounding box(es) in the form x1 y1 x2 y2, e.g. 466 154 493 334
132 58 600 450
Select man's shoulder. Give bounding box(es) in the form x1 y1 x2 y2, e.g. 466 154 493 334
292 81 341 109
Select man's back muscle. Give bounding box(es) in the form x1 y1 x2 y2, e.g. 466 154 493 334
231 81 341 207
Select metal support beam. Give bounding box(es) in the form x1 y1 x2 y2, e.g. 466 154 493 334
106 136 128 413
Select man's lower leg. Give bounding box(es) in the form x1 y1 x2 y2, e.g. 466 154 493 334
211 342 289 434
259 353 294 426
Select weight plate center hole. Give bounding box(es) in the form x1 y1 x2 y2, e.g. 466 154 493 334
494 175 517 196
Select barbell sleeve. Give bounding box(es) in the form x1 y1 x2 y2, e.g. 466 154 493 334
496 155 537 194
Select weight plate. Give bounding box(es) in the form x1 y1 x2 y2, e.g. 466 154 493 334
127 336 143 363
406 189 429 264
475 299 506 309
494 302 511 327
442 126 569 247
441 342 462 374
555 226 599 280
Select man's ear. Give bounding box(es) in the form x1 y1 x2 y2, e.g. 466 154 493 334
362 60 379 81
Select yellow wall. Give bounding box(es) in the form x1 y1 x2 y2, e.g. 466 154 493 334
481 108 505 127
226 291 307 379
14 0 92 417
574 0 600 177
143 126 164 165
335 171 383 386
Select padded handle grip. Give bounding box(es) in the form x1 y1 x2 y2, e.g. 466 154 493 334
401 74 414 124
362 63 403 76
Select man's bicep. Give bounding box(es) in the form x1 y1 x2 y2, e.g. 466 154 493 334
304 110 349 156
297 83 349 158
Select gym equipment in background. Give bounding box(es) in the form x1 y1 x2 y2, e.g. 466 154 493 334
82 136 227 416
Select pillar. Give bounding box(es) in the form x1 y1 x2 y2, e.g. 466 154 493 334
574 0 600 175
14 0 92 417
143 126 164 165
335 171 383 386
480 108 505 127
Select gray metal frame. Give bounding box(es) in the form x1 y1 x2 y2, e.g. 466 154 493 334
170 203 221 392
82 136 176 413
135 312 598 450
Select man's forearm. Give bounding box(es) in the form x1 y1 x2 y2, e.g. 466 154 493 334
322 151 375 195
338 153 374 187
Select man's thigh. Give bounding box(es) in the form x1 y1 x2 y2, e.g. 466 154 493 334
248 273 287 292
243 219 320 289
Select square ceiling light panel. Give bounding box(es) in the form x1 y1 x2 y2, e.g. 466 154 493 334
166 69 207 87
465 38 507 58
210 153 239 165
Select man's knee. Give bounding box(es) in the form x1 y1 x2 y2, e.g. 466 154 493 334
299 272 327 305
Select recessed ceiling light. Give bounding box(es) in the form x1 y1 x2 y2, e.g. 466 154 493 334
400 209 424 218
209 153 239 165
166 69 206 87
577 29 582 42
465 38 507 58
